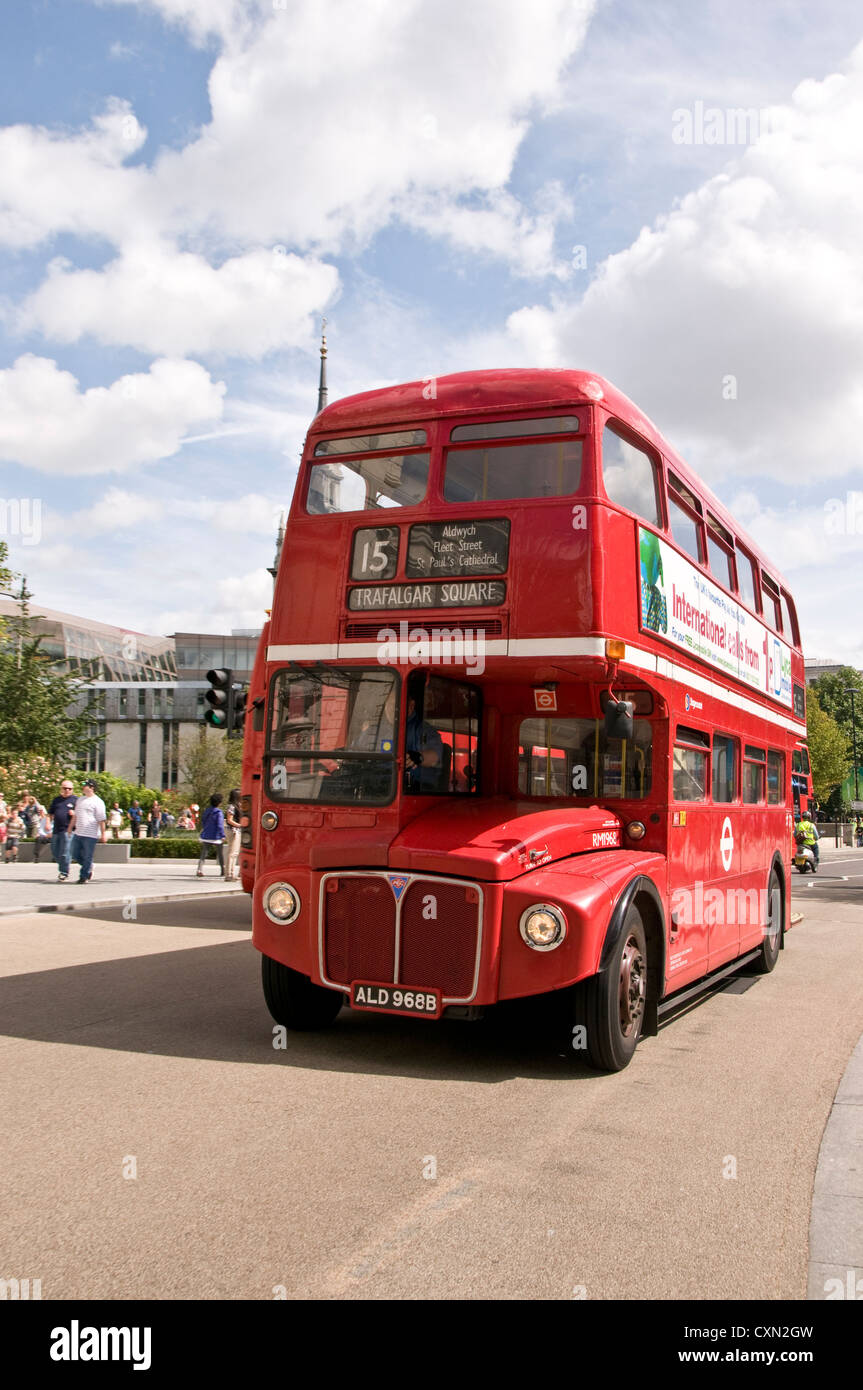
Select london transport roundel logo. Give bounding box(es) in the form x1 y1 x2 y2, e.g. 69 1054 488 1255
720 817 734 872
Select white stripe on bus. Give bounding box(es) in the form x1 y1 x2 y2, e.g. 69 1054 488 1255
267 641 804 734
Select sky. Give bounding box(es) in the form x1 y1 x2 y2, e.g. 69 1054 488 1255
1 0 862 661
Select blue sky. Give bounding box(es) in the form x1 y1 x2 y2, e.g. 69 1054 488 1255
1 0 862 662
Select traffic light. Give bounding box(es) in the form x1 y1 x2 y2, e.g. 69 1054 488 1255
204 668 234 730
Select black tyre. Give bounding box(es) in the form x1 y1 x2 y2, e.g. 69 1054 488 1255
755 869 783 974
261 954 343 1030
570 905 648 1072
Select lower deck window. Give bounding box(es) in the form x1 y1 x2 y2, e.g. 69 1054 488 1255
518 717 653 799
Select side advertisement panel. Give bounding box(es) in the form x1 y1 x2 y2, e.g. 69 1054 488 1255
638 528 793 707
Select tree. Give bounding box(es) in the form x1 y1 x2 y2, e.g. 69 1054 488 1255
806 689 851 805
0 574 98 766
0 541 12 595
179 727 243 810
808 667 863 745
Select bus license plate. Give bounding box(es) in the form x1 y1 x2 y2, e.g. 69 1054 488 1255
351 982 441 1018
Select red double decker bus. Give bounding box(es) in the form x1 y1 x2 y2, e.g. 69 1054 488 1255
247 369 806 1070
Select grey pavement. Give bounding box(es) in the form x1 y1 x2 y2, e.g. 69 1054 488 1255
0 857 243 917
808 1035 863 1300
1 876 861 1299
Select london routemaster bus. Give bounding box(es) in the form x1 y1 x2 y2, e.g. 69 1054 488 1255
246 369 807 1071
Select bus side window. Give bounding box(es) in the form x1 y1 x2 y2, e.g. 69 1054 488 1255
743 745 766 804
767 750 785 804
601 423 662 525
780 589 800 647
761 576 782 632
668 495 703 564
673 726 709 801
712 734 739 803
736 547 758 612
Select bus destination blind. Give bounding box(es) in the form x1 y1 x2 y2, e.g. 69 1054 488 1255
406 518 510 577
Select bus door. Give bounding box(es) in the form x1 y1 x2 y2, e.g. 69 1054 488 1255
667 724 711 986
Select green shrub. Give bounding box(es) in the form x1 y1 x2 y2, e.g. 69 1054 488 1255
130 838 202 858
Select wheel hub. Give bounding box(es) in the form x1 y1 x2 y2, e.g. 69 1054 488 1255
619 935 646 1037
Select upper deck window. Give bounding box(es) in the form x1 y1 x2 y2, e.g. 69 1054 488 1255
737 547 759 612
313 430 427 455
780 590 799 647
602 423 661 525
706 513 735 591
444 439 582 503
306 452 430 513
668 496 703 564
451 416 580 441
761 576 782 632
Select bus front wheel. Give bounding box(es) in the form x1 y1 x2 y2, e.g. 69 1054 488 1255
571 906 647 1072
261 954 343 1030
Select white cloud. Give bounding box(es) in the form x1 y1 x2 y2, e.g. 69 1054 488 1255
16 241 339 358
0 99 147 249
486 42 863 482
103 0 258 46
403 186 574 279
2 2 593 268
0 355 225 474
175 493 285 534
217 566 275 626
79 487 166 530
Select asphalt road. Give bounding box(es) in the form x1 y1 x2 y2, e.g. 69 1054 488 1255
1 882 861 1301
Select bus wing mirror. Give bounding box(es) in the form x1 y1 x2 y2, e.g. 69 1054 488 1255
604 700 634 742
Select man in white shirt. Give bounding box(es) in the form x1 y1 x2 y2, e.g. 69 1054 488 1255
69 779 107 884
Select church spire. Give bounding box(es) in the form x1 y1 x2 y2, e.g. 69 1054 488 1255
316 318 328 415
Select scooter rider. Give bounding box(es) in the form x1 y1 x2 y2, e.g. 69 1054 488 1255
796 812 820 870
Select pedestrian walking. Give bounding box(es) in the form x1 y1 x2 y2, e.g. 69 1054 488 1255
48 778 78 881
32 804 53 863
224 789 241 881
4 807 25 862
21 793 45 841
69 780 107 884
127 800 143 838
108 802 124 839
147 801 162 838
196 794 225 877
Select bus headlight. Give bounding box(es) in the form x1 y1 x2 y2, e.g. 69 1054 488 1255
264 883 301 924
519 904 567 951
261 810 279 831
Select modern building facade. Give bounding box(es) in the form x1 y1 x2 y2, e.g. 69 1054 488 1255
0 598 261 789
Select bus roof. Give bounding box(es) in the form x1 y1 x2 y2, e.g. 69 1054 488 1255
309 368 792 596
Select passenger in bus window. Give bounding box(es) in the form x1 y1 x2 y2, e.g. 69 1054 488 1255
405 697 443 791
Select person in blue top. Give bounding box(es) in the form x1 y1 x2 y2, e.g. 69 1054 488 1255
195 800 225 872
48 777 78 882
127 800 143 838
196 793 226 877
